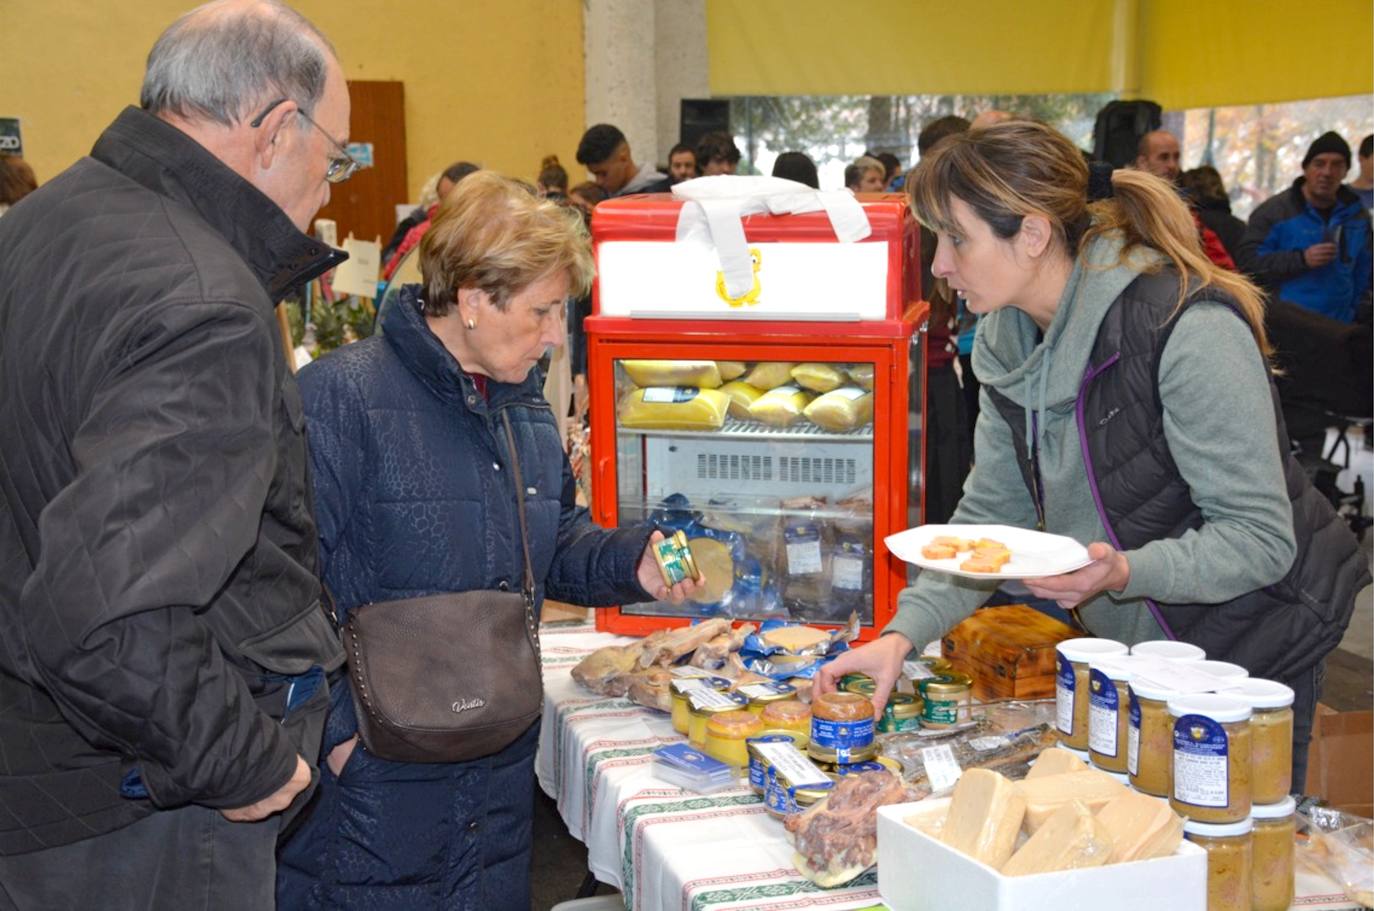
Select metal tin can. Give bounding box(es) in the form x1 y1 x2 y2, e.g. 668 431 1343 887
652 529 702 588
842 677 877 697
746 732 799 795
919 674 972 728
878 693 923 733
839 673 874 692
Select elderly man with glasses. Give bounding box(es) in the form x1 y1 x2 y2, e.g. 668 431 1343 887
0 2 353 908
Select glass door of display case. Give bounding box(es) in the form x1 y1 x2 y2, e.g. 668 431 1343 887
593 343 909 636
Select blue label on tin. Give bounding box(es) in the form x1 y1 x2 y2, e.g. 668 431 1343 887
1055 652 1076 736
764 773 798 816
834 761 886 776
810 716 875 761
747 734 794 791
1172 714 1231 808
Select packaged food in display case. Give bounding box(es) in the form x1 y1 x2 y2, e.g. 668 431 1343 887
587 194 926 640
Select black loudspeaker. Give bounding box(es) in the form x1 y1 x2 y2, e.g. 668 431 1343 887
679 99 731 150
1093 100 1163 168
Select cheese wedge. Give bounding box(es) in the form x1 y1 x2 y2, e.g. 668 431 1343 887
760 625 830 653
1002 800 1115 876
1095 791 1184 863
1013 769 1127 833
939 769 1026 869
1025 747 1090 780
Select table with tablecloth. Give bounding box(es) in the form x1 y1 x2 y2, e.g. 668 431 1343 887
534 619 1362 911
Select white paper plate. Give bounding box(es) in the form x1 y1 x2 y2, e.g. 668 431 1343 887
884 523 1093 580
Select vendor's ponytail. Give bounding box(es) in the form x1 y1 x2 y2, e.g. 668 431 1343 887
1086 169 1271 357
909 121 1271 358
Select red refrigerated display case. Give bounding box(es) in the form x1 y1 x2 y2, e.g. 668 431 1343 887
586 193 926 642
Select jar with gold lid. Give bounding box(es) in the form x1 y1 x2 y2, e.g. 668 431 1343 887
1056 638 1128 750
808 691 875 764
703 710 765 768
737 680 798 716
1169 694 1252 824
687 691 748 748
759 699 810 741
1230 679 1294 805
918 674 972 729
670 676 732 735
878 693 922 733
1184 817 1253 911
1250 797 1295 911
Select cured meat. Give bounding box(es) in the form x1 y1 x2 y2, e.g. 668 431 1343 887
571 618 731 694
785 771 919 887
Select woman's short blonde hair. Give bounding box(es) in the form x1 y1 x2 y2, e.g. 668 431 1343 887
419 170 595 316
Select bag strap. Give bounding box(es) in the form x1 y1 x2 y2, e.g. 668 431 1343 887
500 410 537 605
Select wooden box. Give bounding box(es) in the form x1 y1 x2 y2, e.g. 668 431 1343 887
941 604 1078 702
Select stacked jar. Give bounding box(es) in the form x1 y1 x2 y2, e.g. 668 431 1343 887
1087 655 1138 774
1167 693 1252 824
1056 639 1128 751
687 690 749 748
808 691 877 764
670 676 732 735
1128 674 1189 796
1129 640 1206 662
1230 679 1295 804
1183 817 1253 911
1250 796 1297 911
1195 660 1250 683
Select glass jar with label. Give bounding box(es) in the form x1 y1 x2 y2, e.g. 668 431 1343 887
1056 639 1129 750
759 699 811 741
1129 640 1206 662
1169 694 1252 824
1230 679 1295 805
1184 817 1254 911
808 691 876 763
703 710 765 768
1250 797 1296 911
688 691 749 748
1128 676 1183 796
1088 655 1137 773
1195 659 1250 682
878 693 922 733
918 674 972 729
738 680 798 716
670 675 732 735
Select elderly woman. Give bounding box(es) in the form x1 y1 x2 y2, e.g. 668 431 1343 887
277 172 697 910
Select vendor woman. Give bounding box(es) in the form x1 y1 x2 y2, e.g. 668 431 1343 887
820 121 1368 790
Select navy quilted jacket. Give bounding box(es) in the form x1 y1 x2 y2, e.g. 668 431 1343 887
299 283 653 750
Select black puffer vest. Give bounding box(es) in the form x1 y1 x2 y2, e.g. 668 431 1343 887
988 269 1367 680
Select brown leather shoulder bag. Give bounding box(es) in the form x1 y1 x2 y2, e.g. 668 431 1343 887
344 411 542 763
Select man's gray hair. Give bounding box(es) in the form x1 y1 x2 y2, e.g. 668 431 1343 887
140 0 337 127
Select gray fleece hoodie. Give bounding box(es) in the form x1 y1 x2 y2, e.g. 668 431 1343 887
886 233 1296 651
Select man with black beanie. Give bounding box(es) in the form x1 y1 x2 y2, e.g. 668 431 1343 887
1239 130 1371 323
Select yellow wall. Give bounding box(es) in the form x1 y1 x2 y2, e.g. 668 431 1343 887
1138 0 1373 110
0 0 585 200
706 0 1372 109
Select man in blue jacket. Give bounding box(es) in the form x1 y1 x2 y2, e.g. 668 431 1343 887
1239 132 1372 323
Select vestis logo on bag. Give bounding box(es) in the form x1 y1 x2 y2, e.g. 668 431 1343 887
451 697 487 714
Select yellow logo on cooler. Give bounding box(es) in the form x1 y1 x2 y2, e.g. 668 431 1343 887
715 248 763 307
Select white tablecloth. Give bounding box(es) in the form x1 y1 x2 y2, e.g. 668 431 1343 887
535 621 884 911
534 620 1360 911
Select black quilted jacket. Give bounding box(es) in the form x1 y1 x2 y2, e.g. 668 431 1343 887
0 107 346 854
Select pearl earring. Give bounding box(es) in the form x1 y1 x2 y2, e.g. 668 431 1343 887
466 319 476 330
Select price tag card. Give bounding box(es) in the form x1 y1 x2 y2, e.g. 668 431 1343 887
920 744 963 792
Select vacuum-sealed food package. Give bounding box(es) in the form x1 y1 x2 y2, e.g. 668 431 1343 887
748 384 814 427
716 360 748 381
686 536 737 605
790 363 848 394
622 360 723 388
619 387 729 430
779 496 834 621
720 380 764 419
742 362 798 390
804 386 874 432
848 363 875 391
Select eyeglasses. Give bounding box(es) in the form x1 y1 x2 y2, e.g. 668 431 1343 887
249 97 361 184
